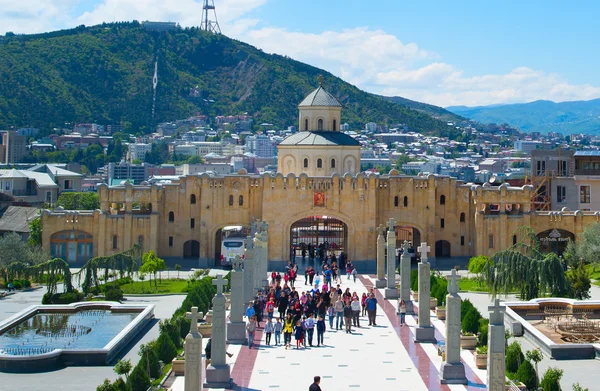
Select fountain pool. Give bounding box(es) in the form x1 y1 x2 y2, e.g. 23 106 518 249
0 302 154 372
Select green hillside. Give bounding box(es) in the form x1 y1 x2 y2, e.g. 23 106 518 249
447 99 600 134
0 22 458 136
382 95 465 123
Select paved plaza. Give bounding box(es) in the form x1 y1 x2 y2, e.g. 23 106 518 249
3 269 600 390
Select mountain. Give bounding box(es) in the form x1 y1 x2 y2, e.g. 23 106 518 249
381 96 465 123
0 22 458 137
447 99 600 134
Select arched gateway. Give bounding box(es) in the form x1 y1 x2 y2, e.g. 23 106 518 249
290 216 348 260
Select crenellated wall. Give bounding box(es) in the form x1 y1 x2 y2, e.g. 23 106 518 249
41 172 600 269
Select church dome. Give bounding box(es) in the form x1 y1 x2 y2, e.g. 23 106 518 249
298 86 342 107
279 131 360 146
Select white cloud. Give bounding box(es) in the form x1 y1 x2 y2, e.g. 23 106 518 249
1 1 600 107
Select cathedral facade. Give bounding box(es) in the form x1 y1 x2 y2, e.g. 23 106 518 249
41 85 597 270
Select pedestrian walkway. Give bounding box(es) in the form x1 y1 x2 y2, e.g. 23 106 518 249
169 274 487 391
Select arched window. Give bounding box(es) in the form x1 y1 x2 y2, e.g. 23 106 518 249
331 159 336 168
138 235 144 249
512 235 517 245
228 195 234 206
489 235 494 249
394 196 399 207
190 194 196 204
304 118 309 131
168 211 174 222
303 158 309 168
239 195 244 206
318 119 323 131
440 195 446 205
403 196 408 207
317 158 323 169
112 235 118 250
460 212 465 222
333 119 337 131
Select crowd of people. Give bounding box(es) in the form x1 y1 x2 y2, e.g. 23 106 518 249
244 259 379 350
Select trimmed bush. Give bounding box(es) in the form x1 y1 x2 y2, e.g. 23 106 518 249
539 367 563 391
104 285 124 302
156 331 178 363
12 280 23 290
178 315 191 339
42 290 83 304
515 360 537 390
160 319 181 349
478 318 489 347
112 378 130 391
461 299 475 319
506 341 525 374
462 307 482 334
410 269 419 291
127 364 151 391
22 280 31 288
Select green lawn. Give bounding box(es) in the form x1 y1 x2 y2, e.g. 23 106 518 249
119 279 189 294
459 277 490 292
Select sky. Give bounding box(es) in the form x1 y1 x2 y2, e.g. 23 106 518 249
1 0 599 108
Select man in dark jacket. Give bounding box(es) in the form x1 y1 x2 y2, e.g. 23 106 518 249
309 376 322 391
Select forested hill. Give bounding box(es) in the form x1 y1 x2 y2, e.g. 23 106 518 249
0 22 458 136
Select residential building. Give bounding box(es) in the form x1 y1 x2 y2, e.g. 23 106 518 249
0 164 82 204
108 162 149 185
246 135 275 157
0 131 27 163
176 163 233 176
514 140 551 153
128 143 153 162
479 159 504 174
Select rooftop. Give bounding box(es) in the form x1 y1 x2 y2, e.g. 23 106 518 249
278 131 360 146
298 86 342 107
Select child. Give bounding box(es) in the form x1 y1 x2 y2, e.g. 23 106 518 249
294 320 304 349
266 297 275 319
314 273 321 288
274 317 282 345
327 304 334 329
352 267 358 283
264 318 274 345
316 315 326 346
283 314 294 349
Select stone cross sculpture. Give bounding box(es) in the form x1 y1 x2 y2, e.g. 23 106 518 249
184 307 203 391
243 236 255 303
415 242 435 343
487 299 506 391
375 224 387 288
439 269 467 384
253 221 269 289
384 218 399 299
205 276 232 388
398 240 413 312
227 255 247 344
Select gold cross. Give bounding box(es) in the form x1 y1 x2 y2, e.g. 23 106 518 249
317 74 324 86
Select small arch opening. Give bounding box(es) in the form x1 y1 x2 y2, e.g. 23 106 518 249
317 158 323 169
440 194 446 205
239 195 244 206
317 119 324 131
394 196 399 207
112 235 118 250
489 234 494 249
403 196 408 207
168 211 174 222
333 119 337 131
304 118 309 131
191 194 196 204
331 158 336 168
460 212 465 222
228 195 234 206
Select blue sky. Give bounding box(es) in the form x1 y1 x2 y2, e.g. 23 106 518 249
1 0 599 107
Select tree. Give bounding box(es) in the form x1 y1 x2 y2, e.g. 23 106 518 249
515 359 537 390
113 359 132 381
175 264 181 279
485 226 568 300
97 379 116 391
139 273 146 290
565 261 591 300
526 348 543 388
140 250 165 287
131 158 142 164
539 367 564 391
573 223 600 269
126 363 151 391
467 255 490 286
28 216 43 247
55 192 100 210
573 383 589 391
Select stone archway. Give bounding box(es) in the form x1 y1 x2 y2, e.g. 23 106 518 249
290 216 348 264
536 228 575 256
214 225 250 266
395 226 421 262
183 240 200 258
50 230 94 264
435 240 451 257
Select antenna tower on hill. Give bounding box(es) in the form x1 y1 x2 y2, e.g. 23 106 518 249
201 0 221 34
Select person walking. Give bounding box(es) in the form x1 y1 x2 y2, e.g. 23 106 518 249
309 376 322 391
327 303 335 329
361 293 368 316
351 267 358 283
264 318 274 345
351 296 361 327
316 315 326 346
343 300 353 334
305 313 316 346
246 316 257 348
294 320 304 349
245 301 255 320
365 293 378 326
266 297 276 320
274 317 282 345
283 313 294 349
398 299 407 326
334 297 344 330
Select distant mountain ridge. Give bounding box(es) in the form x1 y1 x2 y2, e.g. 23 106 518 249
447 99 600 134
0 22 459 137
381 96 465 123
